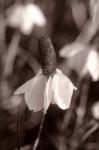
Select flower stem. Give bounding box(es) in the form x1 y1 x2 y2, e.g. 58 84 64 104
17 108 20 150
33 111 46 150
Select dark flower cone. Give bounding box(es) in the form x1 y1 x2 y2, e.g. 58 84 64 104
39 37 57 76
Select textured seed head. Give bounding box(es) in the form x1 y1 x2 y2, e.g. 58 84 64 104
39 37 57 76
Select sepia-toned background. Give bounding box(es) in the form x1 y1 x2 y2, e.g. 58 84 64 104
0 0 99 150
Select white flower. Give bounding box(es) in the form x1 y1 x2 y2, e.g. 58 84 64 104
15 69 76 113
6 3 46 35
14 37 76 113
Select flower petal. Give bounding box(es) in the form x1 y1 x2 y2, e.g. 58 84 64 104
52 69 76 110
15 74 46 111
44 76 53 112
25 75 46 111
14 71 42 94
14 78 34 94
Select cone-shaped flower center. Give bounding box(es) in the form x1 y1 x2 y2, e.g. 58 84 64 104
39 37 57 77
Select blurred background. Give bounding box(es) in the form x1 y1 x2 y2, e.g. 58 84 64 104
0 0 99 150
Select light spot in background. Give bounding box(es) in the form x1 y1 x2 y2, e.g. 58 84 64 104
86 50 99 81
91 101 99 120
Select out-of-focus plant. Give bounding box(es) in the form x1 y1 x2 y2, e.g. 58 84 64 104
6 2 46 35
3 1 46 78
62 46 99 82
60 0 99 58
59 0 99 82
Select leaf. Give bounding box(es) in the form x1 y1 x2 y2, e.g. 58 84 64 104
71 1 87 29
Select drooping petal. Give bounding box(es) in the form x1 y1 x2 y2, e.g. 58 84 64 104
14 70 42 94
15 74 46 111
44 76 53 112
14 78 34 94
25 75 46 111
52 69 76 110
